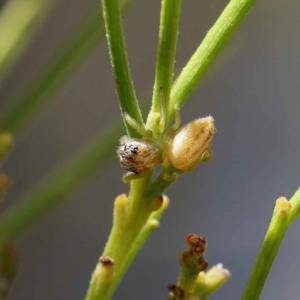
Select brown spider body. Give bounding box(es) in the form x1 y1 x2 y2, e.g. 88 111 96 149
118 137 162 176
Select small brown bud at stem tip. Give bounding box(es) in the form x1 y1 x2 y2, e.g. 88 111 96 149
275 197 292 217
0 174 11 188
99 256 114 266
167 284 184 298
198 257 208 271
186 234 207 255
149 195 163 212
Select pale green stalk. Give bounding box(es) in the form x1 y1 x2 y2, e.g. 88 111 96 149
0 0 53 79
116 196 169 288
167 0 256 125
84 176 152 300
101 0 143 137
85 191 169 300
146 0 182 133
241 188 300 300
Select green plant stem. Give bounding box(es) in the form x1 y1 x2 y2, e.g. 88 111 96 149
0 0 53 79
116 195 169 282
167 0 256 125
85 193 168 300
0 0 135 135
85 173 176 300
85 177 151 300
101 0 143 138
241 188 300 300
0 121 125 244
146 0 182 133
145 173 176 200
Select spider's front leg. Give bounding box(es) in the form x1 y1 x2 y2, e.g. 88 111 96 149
122 171 146 183
123 113 152 138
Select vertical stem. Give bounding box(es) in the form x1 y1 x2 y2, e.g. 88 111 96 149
240 197 292 300
146 0 182 133
101 0 143 137
0 0 53 79
167 0 256 125
84 177 152 300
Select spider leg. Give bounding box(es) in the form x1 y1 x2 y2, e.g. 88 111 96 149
124 113 152 137
158 87 166 135
122 171 146 183
164 104 181 140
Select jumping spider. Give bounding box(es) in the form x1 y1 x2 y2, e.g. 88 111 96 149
118 88 215 183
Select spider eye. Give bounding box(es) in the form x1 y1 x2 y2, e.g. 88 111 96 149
166 116 215 172
131 146 139 154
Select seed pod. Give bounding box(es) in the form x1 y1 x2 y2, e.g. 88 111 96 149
166 116 214 172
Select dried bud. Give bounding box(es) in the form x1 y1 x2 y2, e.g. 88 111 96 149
99 256 114 266
186 234 207 256
168 284 185 299
166 116 215 172
149 195 163 212
197 257 208 271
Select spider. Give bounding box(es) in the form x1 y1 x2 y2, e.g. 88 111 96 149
118 88 215 183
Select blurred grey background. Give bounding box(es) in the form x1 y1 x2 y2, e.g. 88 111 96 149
1 0 300 299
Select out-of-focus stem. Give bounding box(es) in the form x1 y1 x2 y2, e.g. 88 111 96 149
0 0 136 136
0 0 53 79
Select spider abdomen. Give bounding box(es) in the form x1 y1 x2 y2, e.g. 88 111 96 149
166 116 215 172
